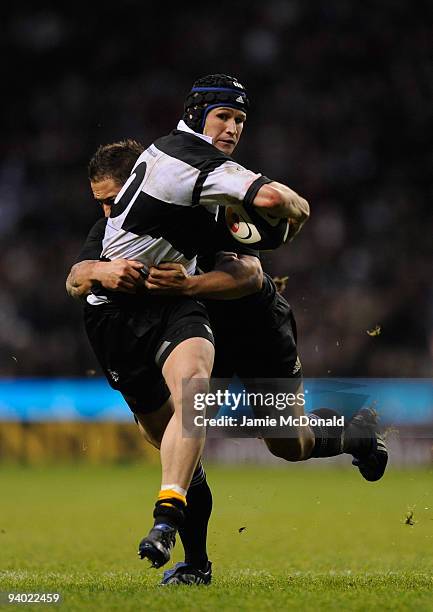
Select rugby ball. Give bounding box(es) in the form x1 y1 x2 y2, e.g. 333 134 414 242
225 203 290 250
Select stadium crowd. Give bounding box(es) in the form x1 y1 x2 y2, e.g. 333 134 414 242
1 1 432 378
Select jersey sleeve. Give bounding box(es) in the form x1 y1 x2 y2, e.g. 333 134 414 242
75 218 107 263
198 161 273 208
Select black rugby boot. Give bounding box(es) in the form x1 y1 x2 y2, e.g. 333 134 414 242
345 408 388 481
160 561 212 586
138 523 177 568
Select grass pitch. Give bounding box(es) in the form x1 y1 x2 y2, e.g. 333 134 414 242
1 463 433 611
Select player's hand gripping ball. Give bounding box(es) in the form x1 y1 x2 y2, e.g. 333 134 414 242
225 203 289 251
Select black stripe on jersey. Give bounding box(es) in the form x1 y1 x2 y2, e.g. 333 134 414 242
243 175 273 207
121 192 225 260
121 192 182 236
154 130 229 171
110 161 147 219
192 158 228 207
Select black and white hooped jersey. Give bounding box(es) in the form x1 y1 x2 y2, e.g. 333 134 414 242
99 121 270 278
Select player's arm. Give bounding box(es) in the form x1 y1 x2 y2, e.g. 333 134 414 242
145 254 263 300
65 218 145 299
200 163 309 241
253 181 310 222
66 260 97 299
66 259 145 300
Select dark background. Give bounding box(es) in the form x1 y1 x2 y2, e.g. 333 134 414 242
1 0 432 378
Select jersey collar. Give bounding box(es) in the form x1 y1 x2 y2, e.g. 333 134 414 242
176 120 213 145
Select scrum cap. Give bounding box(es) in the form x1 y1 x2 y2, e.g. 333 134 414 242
183 74 249 133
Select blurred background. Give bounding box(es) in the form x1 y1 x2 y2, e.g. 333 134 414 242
0 1 432 462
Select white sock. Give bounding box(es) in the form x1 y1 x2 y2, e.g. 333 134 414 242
160 483 187 497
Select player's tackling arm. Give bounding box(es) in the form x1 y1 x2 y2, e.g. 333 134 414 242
145 254 263 300
66 259 145 300
66 217 146 300
66 260 98 299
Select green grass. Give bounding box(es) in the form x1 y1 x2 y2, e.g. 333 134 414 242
1 463 433 611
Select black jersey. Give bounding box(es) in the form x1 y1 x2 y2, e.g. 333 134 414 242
76 218 108 263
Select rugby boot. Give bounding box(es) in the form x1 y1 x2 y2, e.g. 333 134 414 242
138 523 176 568
345 407 388 481
160 561 212 586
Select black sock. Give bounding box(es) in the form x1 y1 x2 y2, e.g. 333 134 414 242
309 408 344 458
178 462 212 570
343 414 374 456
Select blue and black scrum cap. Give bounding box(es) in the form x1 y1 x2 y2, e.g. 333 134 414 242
183 74 249 133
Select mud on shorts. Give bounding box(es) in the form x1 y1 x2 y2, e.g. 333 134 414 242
84 296 214 415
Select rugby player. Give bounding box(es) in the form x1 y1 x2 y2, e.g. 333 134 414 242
67 74 387 583
67 139 262 585
68 72 310 582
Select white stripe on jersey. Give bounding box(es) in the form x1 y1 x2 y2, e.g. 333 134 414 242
102 227 196 273
140 146 200 206
123 145 202 209
200 160 262 207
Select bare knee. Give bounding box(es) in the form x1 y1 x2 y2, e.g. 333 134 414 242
162 338 214 400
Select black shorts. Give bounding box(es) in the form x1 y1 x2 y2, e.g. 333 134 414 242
84 296 214 414
209 289 302 380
